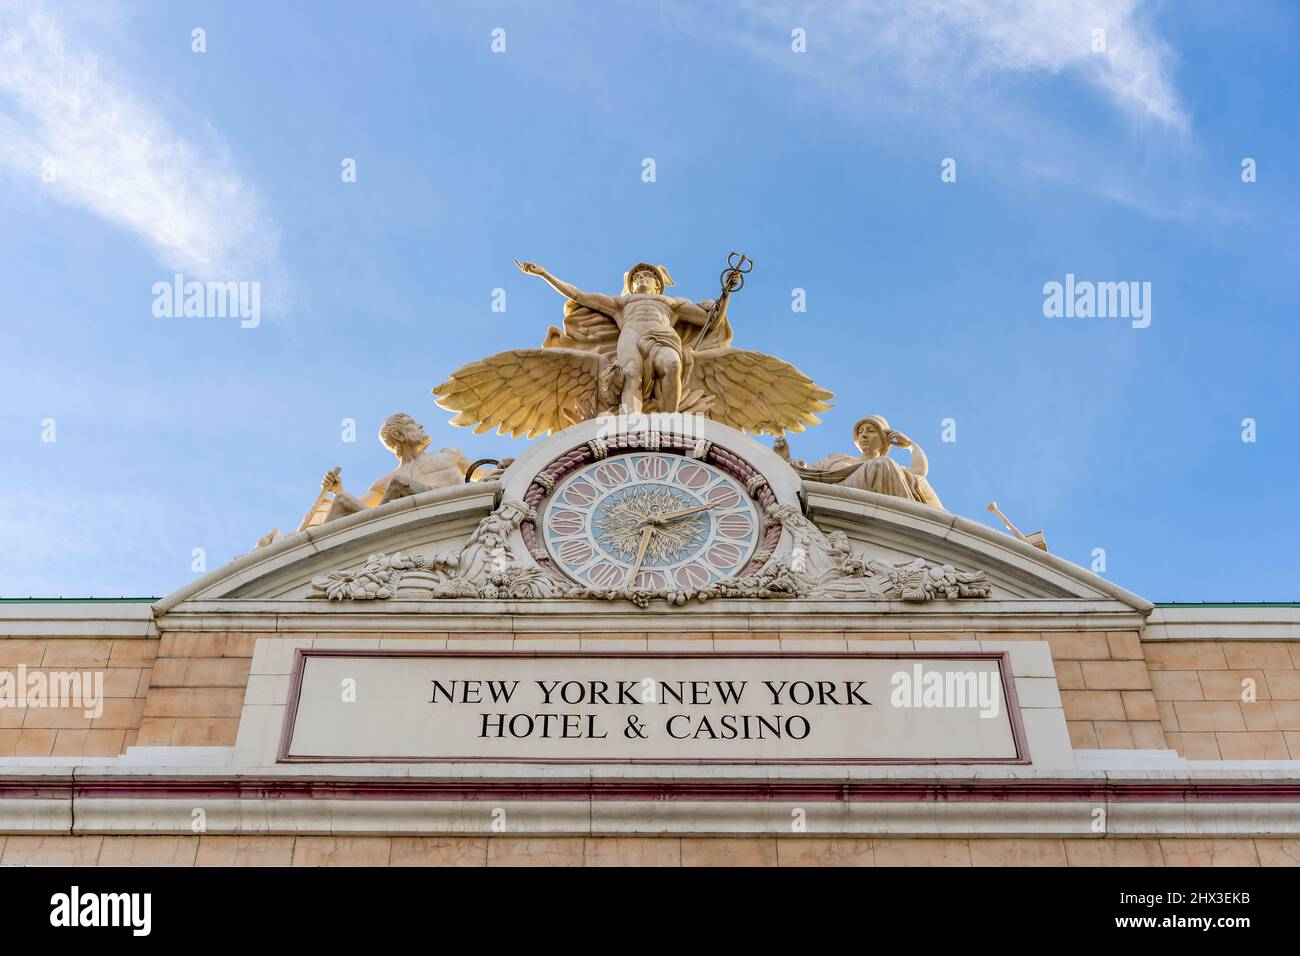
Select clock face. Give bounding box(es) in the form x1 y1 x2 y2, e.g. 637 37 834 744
541 452 762 590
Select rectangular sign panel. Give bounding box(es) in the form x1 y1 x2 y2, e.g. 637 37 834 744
280 651 1027 764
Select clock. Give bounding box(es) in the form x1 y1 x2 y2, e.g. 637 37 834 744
538 451 764 590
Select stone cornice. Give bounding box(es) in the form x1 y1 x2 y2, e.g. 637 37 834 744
0 602 156 638
6 768 1300 837
1144 605 1300 641
154 598 1147 633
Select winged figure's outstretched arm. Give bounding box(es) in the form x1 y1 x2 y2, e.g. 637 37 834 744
516 260 622 318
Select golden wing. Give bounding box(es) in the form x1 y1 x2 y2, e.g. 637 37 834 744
433 348 606 439
682 349 833 436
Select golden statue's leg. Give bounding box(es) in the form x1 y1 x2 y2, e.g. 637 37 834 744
654 347 682 412
616 327 645 413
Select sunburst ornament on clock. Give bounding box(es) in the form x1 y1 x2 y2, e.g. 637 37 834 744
594 486 706 563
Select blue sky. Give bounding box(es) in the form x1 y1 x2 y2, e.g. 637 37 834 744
0 0 1296 601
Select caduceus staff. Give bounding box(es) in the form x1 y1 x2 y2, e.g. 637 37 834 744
695 251 753 347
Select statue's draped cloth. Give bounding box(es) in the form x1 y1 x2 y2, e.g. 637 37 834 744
542 299 737 409
797 453 944 509
543 299 735 357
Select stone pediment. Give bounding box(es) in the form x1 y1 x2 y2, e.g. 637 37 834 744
803 482 1147 606
156 419 1149 618
156 481 500 609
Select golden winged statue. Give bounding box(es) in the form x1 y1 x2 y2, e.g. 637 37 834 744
432 258 833 439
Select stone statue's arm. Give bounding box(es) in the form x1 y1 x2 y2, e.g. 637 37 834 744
516 260 621 315
889 432 928 477
320 469 381 517
670 297 713 326
319 468 379 515
772 435 808 468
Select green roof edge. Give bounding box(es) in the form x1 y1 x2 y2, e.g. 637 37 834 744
1153 601 1300 608
0 597 161 604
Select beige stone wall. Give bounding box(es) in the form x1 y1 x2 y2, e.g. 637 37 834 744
136 632 260 747
0 637 156 757
0 834 1294 866
908 629 1165 751
1147 640 1300 759
6 628 1300 762
1048 630 1165 751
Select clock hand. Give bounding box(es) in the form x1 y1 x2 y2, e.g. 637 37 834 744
655 501 720 522
625 524 655 588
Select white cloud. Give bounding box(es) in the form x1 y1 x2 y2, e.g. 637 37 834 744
0 1 280 280
739 0 1186 131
